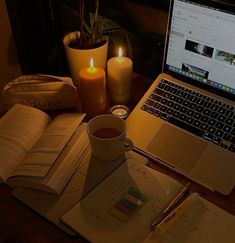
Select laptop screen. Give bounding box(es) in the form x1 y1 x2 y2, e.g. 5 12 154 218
163 0 235 100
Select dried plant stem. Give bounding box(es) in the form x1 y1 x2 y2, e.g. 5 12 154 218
91 0 99 44
79 0 85 46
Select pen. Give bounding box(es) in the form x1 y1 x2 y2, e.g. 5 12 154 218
150 182 190 230
152 193 199 237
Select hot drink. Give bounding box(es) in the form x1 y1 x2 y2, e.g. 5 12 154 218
87 114 133 161
93 127 122 139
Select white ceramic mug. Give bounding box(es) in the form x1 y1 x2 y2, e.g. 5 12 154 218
87 114 133 161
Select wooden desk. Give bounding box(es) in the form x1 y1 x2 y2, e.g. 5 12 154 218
0 73 234 243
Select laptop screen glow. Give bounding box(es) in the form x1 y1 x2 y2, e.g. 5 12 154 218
164 0 235 97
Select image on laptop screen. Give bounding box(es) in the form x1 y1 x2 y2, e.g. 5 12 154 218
164 0 235 99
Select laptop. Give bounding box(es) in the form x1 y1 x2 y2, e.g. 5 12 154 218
126 0 235 195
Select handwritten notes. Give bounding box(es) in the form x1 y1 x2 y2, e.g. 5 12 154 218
62 160 182 243
144 197 235 243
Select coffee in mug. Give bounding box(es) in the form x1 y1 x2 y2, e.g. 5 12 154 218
92 127 122 139
87 114 133 161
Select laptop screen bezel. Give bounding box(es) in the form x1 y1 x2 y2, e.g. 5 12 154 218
163 0 235 101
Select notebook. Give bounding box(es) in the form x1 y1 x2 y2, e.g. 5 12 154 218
61 157 235 243
126 0 235 195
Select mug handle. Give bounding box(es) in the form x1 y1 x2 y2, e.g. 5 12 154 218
124 138 134 151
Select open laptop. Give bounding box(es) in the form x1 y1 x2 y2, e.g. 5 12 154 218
126 0 235 195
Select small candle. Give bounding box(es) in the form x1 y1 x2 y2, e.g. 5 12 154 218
79 58 106 118
107 47 133 105
111 105 129 119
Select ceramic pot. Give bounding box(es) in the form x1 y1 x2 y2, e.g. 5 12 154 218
63 31 108 86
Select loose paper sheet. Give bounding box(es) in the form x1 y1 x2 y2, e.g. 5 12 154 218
62 160 182 243
143 197 235 243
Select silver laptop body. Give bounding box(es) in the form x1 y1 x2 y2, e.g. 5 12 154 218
126 0 235 195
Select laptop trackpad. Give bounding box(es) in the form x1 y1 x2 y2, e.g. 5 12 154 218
147 124 208 172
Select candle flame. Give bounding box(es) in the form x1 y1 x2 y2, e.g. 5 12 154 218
118 47 123 58
90 58 94 69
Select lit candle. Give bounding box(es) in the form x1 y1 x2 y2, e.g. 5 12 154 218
107 47 133 105
79 58 106 118
111 105 130 119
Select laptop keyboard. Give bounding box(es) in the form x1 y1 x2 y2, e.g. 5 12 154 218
141 79 235 153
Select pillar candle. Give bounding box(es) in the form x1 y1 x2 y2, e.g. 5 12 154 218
107 47 133 105
79 58 106 118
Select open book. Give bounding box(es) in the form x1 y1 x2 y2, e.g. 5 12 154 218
61 159 235 243
0 104 88 194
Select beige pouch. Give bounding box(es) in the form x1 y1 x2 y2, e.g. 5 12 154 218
3 75 77 111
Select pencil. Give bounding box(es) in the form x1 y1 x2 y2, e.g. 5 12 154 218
150 182 190 230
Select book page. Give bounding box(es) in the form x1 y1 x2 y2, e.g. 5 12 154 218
143 197 235 243
62 160 182 243
0 104 51 181
9 113 85 178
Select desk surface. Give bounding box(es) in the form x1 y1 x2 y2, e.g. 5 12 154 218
0 73 235 243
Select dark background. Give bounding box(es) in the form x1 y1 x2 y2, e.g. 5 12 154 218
5 0 234 79
5 0 170 79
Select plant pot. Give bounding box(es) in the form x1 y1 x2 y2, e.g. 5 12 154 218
63 31 108 86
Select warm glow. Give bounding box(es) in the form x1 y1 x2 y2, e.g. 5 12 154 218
118 47 123 58
90 58 94 69
88 58 95 72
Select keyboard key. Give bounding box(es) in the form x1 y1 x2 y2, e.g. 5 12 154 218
147 107 155 114
194 112 201 120
203 132 214 141
196 106 204 112
200 123 209 131
182 100 190 107
213 137 221 145
154 110 162 117
228 145 235 152
141 104 148 111
179 114 187 121
201 115 209 123
215 130 224 138
218 107 226 114
161 113 170 121
211 111 219 119
170 94 176 101
189 103 197 109
218 114 226 122
208 126 216 134
187 110 195 116
204 101 212 108
225 117 234 125
145 99 155 106
193 120 201 127
208 119 216 126
220 143 228 149
154 88 164 96
167 101 175 107
163 92 171 99
223 125 232 133
203 109 211 116
150 94 161 102
180 106 188 113
172 110 180 118
166 108 173 115
186 117 194 124
226 110 234 117
215 121 224 129
173 103 181 110
211 104 219 111
154 102 161 109
223 133 232 141
160 105 167 112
